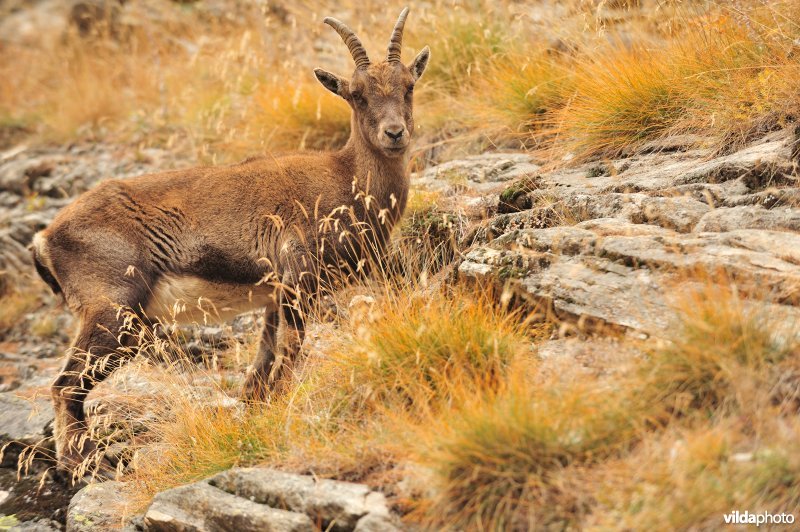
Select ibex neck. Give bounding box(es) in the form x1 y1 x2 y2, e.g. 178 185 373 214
339 124 409 213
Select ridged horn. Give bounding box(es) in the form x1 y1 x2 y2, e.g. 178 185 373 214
323 16 370 70
386 7 409 63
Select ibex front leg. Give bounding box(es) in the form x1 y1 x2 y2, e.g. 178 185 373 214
242 307 280 402
243 265 314 401
272 295 307 393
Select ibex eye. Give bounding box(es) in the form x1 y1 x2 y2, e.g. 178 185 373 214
352 92 366 105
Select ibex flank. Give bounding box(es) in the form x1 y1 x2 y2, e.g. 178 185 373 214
30 7 429 479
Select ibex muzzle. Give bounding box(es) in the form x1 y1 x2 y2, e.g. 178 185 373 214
31 7 429 479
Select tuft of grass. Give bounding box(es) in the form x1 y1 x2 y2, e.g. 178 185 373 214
341 289 530 414
0 284 43 336
134 401 284 494
551 3 800 158
128 286 535 498
465 53 572 148
554 42 687 158
247 81 351 153
641 281 799 420
417 380 641 530
589 419 800 530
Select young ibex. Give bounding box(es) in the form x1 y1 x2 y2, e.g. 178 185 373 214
31 7 429 476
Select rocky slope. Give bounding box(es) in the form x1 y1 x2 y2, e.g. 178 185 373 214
427 130 800 336
1 128 800 530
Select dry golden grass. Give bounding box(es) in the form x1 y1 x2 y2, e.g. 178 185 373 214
6 0 800 528
414 379 641 530
84 265 800 531
589 418 800 529
640 280 800 422
127 285 535 495
0 282 44 335
553 5 800 158
5 1 798 163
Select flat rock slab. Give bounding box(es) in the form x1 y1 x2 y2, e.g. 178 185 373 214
695 205 800 233
145 481 313 532
461 220 800 335
413 153 540 195
143 468 400 532
456 130 800 336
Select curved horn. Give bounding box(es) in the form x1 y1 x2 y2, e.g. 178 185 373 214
323 17 370 70
386 7 409 63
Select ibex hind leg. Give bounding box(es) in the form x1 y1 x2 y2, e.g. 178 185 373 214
52 304 134 481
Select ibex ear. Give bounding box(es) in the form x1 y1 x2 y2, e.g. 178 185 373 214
409 46 430 81
314 68 349 98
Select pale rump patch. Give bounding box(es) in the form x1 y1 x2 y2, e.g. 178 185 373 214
145 275 277 324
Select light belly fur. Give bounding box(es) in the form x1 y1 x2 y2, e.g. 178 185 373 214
144 275 276 324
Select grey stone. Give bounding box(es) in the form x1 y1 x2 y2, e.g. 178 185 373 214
210 468 390 532
354 513 403 532
724 187 800 208
67 481 137 532
461 217 800 335
414 153 539 195
695 205 800 232
10 518 62 531
0 394 53 466
636 196 710 232
491 189 708 233
144 480 313 532
575 218 675 237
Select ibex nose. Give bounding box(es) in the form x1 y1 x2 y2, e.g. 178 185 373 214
384 127 405 141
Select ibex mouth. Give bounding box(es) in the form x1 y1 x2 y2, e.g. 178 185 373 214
384 146 407 156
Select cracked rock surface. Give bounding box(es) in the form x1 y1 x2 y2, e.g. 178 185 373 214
447 129 800 336
142 468 399 532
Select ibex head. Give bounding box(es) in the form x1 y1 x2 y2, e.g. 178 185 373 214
314 7 430 158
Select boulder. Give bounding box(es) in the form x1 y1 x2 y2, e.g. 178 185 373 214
140 468 399 532
0 394 53 467
67 481 137 532
354 513 403 532
210 468 391 532
144 480 314 532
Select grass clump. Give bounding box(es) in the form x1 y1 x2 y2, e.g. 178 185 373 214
641 282 798 419
555 43 687 158
343 289 529 412
0 283 43 336
418 381 641 530
129 287 534 496
466 53 572 148
550 3 800 158
398 192 465 273
135 401 283 493
589 420 800 530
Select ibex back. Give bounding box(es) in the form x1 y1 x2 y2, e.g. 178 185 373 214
30 7 429 478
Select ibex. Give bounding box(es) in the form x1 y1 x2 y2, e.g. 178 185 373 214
30 8 429 477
